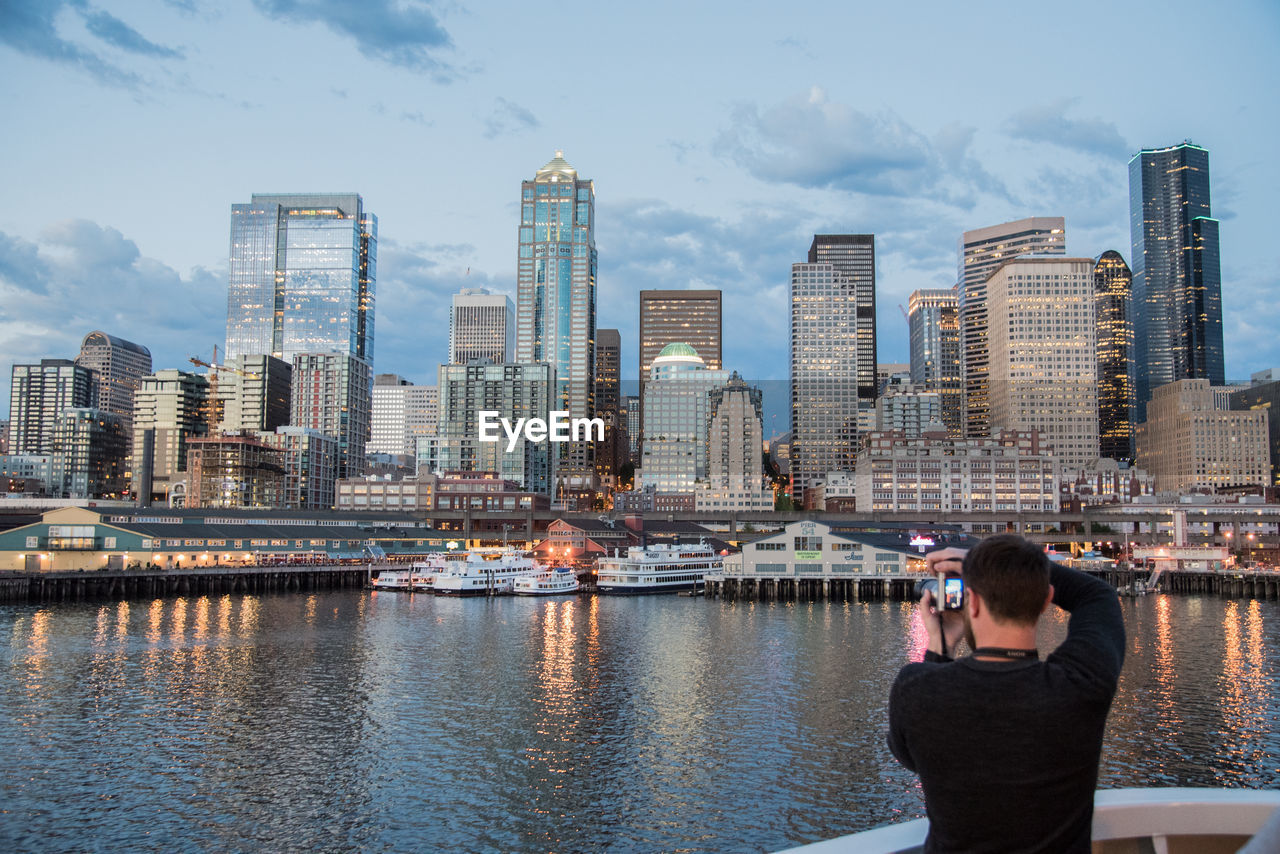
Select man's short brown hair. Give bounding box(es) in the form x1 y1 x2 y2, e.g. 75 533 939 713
962 534 1051 625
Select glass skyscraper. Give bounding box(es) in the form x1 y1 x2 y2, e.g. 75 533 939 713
907 288 961 436
515 152 596 418
1094 251 1136 463
1129 142 1224 419
515 152 597 498
225 193 376 363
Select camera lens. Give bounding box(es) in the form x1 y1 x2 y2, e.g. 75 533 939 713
914 578 938 598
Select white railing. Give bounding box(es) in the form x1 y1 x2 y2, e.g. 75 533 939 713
776 788 1280 854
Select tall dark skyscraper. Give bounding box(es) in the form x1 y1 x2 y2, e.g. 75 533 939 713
225 193 377 363
1129 142 1224 419
1094 251 1136 462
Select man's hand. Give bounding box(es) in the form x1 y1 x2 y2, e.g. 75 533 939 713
921 547 967 658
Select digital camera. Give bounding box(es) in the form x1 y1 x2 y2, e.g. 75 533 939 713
915 573 964 611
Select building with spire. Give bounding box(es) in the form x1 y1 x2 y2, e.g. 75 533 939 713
514 152 597 499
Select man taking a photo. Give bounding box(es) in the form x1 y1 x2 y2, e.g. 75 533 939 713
888 534 1126 853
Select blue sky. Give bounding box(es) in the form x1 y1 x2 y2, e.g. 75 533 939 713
2 0 1278 421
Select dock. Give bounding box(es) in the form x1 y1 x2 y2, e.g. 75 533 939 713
0 564 374 605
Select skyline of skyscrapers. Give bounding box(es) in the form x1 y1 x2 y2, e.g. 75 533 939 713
0 136 1257 509
1129 142 1225 419
958 217 1066 438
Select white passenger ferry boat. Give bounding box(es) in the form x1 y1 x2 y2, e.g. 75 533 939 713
433 551 544 596
513 566 581 596
409 553 467 591
596 541 723 595
371 567 414 590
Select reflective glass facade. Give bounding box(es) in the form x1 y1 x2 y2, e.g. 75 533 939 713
1094 251 1136 463
907 288 961 436
1129 143 1224 420
226 193 376 364
514 153 596 419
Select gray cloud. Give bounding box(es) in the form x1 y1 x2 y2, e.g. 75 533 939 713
1006 98 1131 160
714 88 1010 210
483 97 540 139
252 0 455 78
0 0 144 89
83 9 184 59
715 88 936 197
374 237 508 382
0 221 225 413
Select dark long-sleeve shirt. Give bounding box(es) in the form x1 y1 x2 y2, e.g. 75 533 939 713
888 564 1126 853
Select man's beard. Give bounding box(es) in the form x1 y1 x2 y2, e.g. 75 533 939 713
962 607 977 652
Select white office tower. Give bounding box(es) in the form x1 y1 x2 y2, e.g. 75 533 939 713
368 374 438 458
449 288 514 365
985 256 1099 470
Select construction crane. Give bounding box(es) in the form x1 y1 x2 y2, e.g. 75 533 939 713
189 348 261 433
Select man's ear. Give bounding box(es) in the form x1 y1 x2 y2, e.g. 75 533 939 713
967 587 982 620
1042 584 1055 615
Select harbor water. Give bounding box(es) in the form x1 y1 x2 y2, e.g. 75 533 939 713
2 592 1277 852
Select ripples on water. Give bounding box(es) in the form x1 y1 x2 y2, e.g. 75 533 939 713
1 593 1277 852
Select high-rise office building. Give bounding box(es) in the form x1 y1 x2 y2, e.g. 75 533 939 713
290 353 372 480
809 235 877 407
1129 142 1224 419
958 217 1065 438
986 257 1099 470
638 289 722 389
908 288 962 436
638 344 729 492
514 152 597 495
75 331 152 435
214 354 293 435
225 193 377 364
131 369 210 504
368 374 438 458
449 288 514 365
789 235 875 499
515 152 596 416
51 408 129 499
9 359 96 454
594 328 622 489
436 362 556 493
1094 251 1137 463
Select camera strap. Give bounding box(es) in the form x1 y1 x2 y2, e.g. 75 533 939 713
972 647 1039 661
